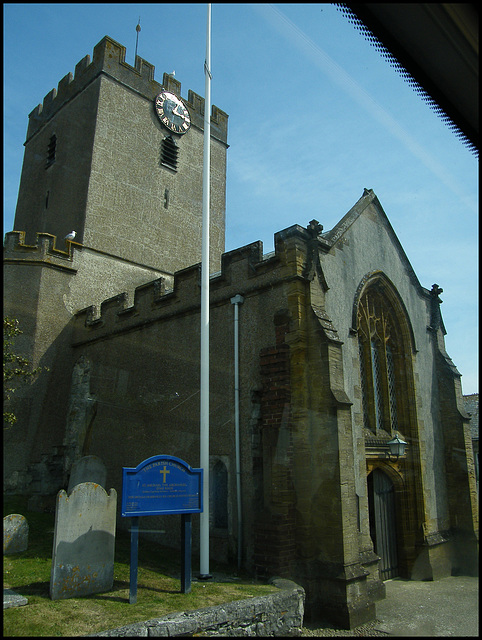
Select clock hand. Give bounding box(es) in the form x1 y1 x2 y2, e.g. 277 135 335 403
173 103 185 118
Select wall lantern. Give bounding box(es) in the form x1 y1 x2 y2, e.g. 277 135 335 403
386 434 408 460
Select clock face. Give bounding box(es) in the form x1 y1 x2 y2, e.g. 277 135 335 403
154 91 191 135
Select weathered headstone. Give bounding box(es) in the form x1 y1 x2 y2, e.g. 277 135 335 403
67 455 107 494
3 514 28 555
50 482 117 600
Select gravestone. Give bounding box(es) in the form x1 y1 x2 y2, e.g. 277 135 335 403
3 514 28 555
50 482 117 600
68 455 107 493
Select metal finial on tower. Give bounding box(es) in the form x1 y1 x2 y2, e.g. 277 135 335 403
135 17 141 61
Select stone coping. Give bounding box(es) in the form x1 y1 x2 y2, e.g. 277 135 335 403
89 577 305 637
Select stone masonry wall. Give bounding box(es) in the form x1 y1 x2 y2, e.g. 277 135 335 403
91 578 305 637
254 314 296 579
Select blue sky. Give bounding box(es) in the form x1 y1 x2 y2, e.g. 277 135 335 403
3 3 478 394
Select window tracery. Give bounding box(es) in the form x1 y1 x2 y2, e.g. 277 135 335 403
357 285 403 435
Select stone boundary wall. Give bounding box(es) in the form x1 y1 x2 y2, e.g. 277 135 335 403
89 578 304 637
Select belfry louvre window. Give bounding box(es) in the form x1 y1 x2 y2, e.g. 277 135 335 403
357 284 406 435
46 134 57 168
161 135 178 171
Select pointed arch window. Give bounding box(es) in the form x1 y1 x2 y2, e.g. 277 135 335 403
357 284 405 435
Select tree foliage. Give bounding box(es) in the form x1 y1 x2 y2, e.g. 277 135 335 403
3 317 42 426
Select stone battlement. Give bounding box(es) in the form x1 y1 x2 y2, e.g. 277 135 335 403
4 230 170 280
72 229 314 345
3 230 81 267
26 36 228 143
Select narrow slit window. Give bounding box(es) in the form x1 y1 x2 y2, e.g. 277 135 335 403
46 135 56 168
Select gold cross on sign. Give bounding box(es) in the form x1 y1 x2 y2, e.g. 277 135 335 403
159 466 170 483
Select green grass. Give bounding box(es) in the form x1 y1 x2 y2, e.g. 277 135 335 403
3 496 278 637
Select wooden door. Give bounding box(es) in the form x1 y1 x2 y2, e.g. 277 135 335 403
368 468 399 579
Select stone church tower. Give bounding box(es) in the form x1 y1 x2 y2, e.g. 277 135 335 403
13 35 227 274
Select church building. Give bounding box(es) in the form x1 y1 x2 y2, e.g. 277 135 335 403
3 36 478 628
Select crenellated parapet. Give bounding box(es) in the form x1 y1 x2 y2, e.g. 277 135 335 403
72 232 309 345
26 35 228 143
72 224 346 347
4 230 81 269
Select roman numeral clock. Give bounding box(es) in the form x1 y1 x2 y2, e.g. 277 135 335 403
155 90 191 134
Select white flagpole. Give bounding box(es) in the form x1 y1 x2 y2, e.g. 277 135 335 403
199 2 212 580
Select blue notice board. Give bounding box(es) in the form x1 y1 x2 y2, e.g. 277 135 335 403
121 455 203 517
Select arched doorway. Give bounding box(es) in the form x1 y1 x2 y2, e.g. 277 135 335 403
368 468 399 579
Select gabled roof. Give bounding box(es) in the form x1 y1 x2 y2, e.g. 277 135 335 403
319 188 464 378
321 188 424 295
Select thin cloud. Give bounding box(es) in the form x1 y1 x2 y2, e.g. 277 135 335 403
255 4 477 213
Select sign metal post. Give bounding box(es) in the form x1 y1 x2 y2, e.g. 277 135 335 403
181 513 192 593
129 516 139 604
121 455 203 601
